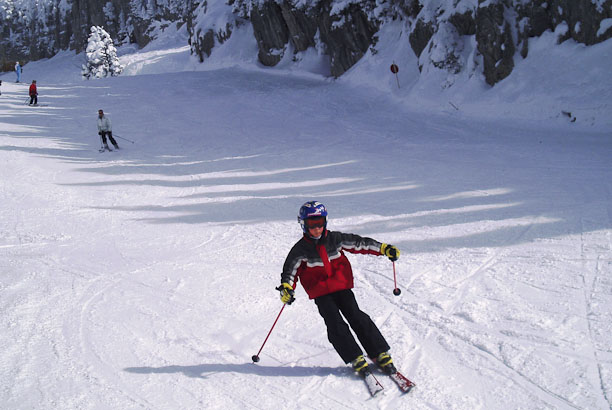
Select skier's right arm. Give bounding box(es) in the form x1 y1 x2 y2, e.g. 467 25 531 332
279 242 306 304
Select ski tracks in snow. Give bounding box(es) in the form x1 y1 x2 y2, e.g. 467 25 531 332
443 216 538 317
3 67 612 409
357 209 608 409
579 209 612 409
73 274 158 409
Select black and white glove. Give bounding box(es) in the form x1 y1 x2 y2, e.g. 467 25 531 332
381 243 400 261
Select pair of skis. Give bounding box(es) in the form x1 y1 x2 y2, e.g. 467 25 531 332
98 143 120 153
362 366 415 397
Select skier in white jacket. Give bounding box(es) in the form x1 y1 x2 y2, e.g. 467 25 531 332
97 109 119 150
15 62 21 82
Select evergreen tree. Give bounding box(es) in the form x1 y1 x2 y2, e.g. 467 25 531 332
81 26 124 79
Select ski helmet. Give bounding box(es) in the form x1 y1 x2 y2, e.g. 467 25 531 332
298 201 328 234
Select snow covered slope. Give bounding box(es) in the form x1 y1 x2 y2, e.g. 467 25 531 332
0 31 611 410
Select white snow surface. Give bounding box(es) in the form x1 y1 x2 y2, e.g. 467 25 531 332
1 25 612 410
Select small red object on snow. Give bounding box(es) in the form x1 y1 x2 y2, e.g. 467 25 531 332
390 63 399 74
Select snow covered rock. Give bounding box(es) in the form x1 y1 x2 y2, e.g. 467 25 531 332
2 0 612 86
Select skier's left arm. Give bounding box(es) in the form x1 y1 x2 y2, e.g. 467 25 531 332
336 231 400 261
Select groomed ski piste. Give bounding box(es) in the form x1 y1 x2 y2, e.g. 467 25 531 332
1 21 611 410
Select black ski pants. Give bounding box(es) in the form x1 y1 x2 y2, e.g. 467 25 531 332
99 131 118 147
314 289 390 364
29 94 37 105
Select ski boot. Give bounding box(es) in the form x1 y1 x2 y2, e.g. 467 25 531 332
351 355 371 377
376 351 397 374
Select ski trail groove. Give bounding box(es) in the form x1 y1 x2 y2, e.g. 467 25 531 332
580 217 612 409
397 296 584 409
74 263 168 410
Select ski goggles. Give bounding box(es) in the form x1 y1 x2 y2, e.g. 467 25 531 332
305 217 326 229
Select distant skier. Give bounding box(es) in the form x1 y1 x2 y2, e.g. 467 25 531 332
28 80 37 105
15 62 21 82
97 109 119 150
278 201 401 377
0 80 2 96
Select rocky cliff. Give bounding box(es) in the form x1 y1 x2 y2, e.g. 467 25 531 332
2 0 611 86
0 0 190 62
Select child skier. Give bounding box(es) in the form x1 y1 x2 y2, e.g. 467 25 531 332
278 201 400 377
28 80 37 105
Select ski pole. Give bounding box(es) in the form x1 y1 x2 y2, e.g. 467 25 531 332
392 261 401 296
252 278 298 363
251 303 287 363
113 134 134 144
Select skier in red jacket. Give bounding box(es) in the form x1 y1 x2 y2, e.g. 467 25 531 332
279 201 400 377
28 80 38 105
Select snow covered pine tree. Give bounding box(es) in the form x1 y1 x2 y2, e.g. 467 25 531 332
82 26 124 79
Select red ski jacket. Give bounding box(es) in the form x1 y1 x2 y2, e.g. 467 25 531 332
281 230 383 299
29 83 37 96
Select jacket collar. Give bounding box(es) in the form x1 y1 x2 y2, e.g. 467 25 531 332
303 229 328 244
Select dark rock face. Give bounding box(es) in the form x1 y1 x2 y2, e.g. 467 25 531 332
0 0 188 66
410 7 476 75
0 1 73 63
514 0 552 58
317 3 379 77
449 10 476 36
246 0 378 77
185 0 226 63
250 1 290 66
189 22 234 62
471 0 612 85
475 0 516 86
409 18 435 59
192 29 216 61
279 2 318 52
551 0 612 45
70 0 185 49
2 0 612 86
